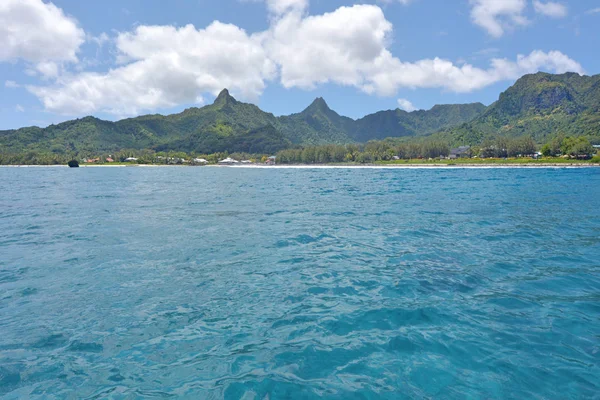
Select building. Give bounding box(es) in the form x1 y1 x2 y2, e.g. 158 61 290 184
265 156 277 165
106 157 114 163
124 157 138 162
193 158 208 164
218 157 239 165
449 146 471 159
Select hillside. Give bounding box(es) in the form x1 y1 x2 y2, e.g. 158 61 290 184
0 89 484 154
350 103 487 142
438 72 600 145
278 98 355 145
2 72 599 155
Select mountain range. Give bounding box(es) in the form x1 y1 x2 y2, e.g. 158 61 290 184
1 72 598 155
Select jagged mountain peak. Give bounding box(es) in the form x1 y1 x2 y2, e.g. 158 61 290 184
303 97 331 114
214 88 237 106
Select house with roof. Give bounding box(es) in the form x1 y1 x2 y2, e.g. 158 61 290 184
449 146 471 159
218 157 239 165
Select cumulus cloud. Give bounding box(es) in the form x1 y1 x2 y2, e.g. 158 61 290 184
29 22 276 115
533 1 567 18
469 0 528 37
264 4 582 95
265 5 392 89
397 98 417 112
365 49 583 95
26 1 584 116
0 0 85 63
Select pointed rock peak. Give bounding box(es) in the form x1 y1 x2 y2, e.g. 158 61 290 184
312 97 329 108
214 88 237 106
303 97 331 113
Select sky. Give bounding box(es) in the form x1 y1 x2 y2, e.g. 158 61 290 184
1 0 599 130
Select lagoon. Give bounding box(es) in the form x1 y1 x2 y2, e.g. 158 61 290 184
1 167 599 398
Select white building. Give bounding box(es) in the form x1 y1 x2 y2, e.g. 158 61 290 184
218 157 239 165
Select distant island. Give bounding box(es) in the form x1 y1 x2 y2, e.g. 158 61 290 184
0 72 599 166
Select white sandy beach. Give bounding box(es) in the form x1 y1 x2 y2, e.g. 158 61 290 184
2 164 598 169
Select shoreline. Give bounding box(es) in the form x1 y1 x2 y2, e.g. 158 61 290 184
1 163 599 169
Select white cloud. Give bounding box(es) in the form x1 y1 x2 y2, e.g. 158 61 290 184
533 1 567 18
397 98 416 112
15 104 25 112
585 8 600 15
264 3 582 95
5 80 20 88
265 5 393 89
365 50 583 95
469 0 528 37
29 22 276 115
26 1 584 116
34 61 61 79
0 0 85 63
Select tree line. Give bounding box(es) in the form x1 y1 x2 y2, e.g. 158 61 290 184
276 140 451 164
1 135 597 165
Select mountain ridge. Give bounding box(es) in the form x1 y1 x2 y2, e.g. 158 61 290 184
436 72 600 145
2 72 599 154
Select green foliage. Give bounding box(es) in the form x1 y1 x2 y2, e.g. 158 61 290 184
350 103 486 142
560 136 595 156
540 135 595 157
2 73 600 159
441 72 600 146
276 139 451 164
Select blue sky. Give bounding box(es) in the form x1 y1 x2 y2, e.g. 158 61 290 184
1 0 598 130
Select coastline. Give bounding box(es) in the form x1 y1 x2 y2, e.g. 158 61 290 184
1 163 599 169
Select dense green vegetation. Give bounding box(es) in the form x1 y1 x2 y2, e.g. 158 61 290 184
540 135 596 157
1 134 597 166
350 103 486 142
1 72 599 162
275 135 597 164
0 89 486 156
438 72 600 145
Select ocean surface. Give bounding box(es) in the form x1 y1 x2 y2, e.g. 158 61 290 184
1 166 599 399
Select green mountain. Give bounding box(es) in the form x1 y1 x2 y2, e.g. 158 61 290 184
439 72 600 145
278 97 355 145
3 72 598 155
350 103 487 142
0 88 484 154
0 89 289 155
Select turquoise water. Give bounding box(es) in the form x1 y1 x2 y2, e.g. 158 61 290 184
1 167 599 399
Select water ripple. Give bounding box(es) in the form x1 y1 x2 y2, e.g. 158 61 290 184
0 167 599 399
